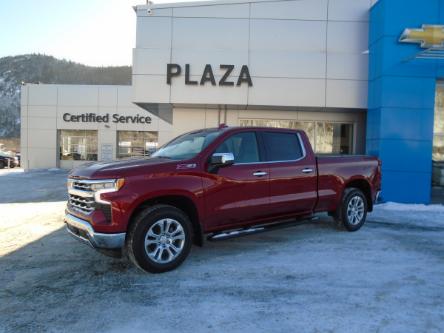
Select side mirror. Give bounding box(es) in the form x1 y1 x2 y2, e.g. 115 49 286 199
211 152 234 166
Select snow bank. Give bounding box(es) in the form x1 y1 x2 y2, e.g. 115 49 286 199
377 202 444 212
370 202 444 227
0 168 24 176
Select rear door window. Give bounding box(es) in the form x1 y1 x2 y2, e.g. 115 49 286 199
262 132 304 162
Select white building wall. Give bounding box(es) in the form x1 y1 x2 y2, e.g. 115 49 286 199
132 0 371 109
20 84 173 170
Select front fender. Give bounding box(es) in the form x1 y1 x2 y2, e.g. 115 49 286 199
105 173 204 232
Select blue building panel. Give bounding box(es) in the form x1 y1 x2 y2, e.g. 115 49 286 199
375 38 439 79
367 0 442 203
379 76 436 109
378 107 434 141
366 109 382 140
380 0 440 37
441 0 444 21
366 138 381 157
381 170 432 203
369 0 384 45
379 139 433 173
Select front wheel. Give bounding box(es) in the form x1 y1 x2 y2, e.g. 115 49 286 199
334 188 368 232
126 204 193 273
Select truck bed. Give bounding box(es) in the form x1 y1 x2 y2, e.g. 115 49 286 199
314 154 381 213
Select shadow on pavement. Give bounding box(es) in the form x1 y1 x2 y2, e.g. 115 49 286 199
0 169 68 204
0 217 336 332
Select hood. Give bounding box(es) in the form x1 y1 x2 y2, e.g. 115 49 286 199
69 157 177 179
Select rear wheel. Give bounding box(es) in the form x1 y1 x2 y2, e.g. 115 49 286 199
126 204 193 273
334 188 368 232
0 161 5 169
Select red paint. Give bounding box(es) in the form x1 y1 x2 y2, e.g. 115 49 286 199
68 127 381 235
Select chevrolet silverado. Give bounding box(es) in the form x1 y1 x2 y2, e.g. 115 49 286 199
65 126 381 273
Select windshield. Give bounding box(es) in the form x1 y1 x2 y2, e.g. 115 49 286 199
152 129 221 160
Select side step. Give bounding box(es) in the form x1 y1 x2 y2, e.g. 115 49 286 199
207 215 320 242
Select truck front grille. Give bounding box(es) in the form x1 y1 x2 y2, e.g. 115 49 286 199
69 194 95 214
67 178 113 220
72 180 93 191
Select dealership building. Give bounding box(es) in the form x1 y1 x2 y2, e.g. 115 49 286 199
20 0 444 204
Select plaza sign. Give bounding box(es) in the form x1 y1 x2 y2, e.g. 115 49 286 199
166 64 253 87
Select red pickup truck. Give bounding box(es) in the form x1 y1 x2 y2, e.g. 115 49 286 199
65 126 381 273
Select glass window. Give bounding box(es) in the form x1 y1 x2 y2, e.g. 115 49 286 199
433 135 444 162
316 123 353 154
152 129 220 160
239 118 353 154
117 131 158 159
239 119 315 148
215 132 259 163
434 84 444 161
59 130 98 161
262 132 303 161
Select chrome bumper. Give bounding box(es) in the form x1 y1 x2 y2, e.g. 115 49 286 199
64 213 125 249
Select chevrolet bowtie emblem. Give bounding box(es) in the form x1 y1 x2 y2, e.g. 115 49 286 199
399 25 444 48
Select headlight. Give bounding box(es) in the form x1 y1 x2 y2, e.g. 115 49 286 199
90 179 125 192
67 178 125 204
90 181 120 191
91 179 125 204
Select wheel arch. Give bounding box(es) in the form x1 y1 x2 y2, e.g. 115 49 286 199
344 178 373 212
128 195 204 246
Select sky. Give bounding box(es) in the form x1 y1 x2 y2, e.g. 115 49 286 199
0 0 199 67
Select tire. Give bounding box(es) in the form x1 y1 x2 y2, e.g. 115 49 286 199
126 204 193 273
333 188 368 232
0 161 5 169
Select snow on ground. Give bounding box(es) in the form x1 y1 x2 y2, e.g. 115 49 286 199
0 167 23 176
369 202 444 228
377 201 444 213
0 169 444 333
0 201 66 256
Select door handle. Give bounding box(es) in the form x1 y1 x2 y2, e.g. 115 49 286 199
253 171 268 177
302 168 313 174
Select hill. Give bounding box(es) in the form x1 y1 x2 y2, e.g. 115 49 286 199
0 54 131 138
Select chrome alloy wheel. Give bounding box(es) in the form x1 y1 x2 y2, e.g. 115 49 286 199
347 196 365 225
144 218 185 264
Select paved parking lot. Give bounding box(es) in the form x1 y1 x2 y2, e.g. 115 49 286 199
1 169 444 333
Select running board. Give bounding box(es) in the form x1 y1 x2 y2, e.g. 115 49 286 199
207 215 320 242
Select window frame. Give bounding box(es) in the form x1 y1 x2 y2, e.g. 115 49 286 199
59 130 98 161
239 118 355 155
211 131 264 165
258 131 306 163
116 130 159 159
